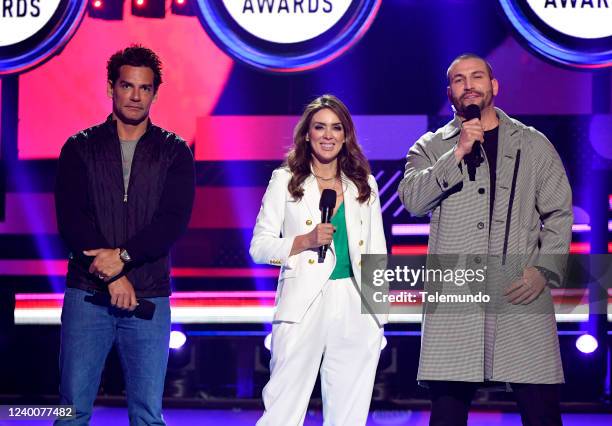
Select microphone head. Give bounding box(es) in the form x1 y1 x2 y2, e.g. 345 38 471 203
464 104 481 121
319 189 337 211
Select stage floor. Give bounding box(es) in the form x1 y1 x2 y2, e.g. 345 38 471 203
3 408 612 425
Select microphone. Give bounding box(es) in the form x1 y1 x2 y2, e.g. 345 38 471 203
318 189 337 263
464 104 483 181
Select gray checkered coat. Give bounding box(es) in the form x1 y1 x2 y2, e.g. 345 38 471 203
398 108 572 384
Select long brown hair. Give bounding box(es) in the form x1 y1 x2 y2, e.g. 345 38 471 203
285 94 372 203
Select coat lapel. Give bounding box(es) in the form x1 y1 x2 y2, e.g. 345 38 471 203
441 115 462 140
342 174 362 265
302 174 320 223
493 108 522 223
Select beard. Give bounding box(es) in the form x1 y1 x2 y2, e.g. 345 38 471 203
451 88 493 116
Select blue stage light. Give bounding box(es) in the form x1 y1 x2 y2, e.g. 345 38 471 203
169 330 187 349
576 334 598 354
380 335 387 352
264 333 272 351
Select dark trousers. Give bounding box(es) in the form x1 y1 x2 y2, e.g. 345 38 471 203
429 381 563 426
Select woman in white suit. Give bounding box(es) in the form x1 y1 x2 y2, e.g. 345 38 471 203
250 94 387 426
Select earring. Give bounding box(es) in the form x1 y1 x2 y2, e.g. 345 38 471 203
305 135 310 141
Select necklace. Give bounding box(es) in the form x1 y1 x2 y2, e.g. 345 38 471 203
317 177 342 194
313 173 337 182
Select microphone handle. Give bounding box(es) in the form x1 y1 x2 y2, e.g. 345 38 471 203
318 245 328 263
318 207 332 263
473 141 482 163
467 141 482 182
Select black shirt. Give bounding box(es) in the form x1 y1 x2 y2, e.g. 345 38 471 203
483 126 499 223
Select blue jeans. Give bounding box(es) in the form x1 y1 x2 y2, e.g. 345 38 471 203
55 287 171 426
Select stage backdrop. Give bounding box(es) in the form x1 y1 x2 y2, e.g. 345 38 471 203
2 0 611 307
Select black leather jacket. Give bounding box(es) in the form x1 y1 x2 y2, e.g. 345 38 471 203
55 116 195 297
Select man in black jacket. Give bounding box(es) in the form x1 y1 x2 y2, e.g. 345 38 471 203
54 45 195 425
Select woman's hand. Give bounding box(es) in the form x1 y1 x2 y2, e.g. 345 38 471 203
290 223 335 256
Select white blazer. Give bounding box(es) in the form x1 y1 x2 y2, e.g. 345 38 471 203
250 167 388 325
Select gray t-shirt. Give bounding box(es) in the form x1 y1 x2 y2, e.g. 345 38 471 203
120 139 139 192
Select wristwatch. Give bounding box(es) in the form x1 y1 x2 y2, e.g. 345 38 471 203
119 248 132 264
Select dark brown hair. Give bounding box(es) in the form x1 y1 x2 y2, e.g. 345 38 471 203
285 94 372 203
107 44 163 92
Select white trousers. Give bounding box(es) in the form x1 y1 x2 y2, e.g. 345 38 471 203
257 277 384 426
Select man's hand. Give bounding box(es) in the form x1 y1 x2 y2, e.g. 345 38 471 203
454 118 484 162
84 248 124 280
504 266 547 305
108 276 138 311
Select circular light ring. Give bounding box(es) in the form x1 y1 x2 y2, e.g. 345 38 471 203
498 0 612 69
194 0 381 72
0 0 87 75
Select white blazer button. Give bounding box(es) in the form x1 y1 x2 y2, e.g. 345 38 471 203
359 240 364 246
306 219 312 226
308 259 315 265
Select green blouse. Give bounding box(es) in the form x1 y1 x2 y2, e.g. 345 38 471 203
329 202 353 279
